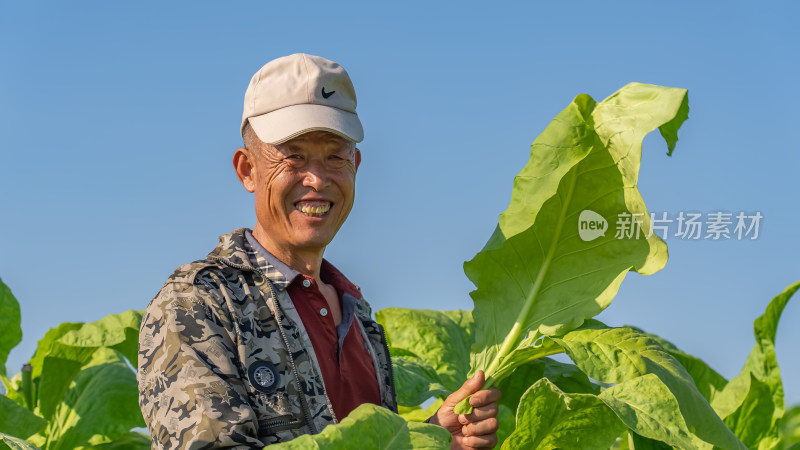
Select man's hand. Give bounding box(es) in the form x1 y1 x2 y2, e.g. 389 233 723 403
428 371 501 449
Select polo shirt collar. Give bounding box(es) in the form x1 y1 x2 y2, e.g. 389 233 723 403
243 229 298 290
243 229 363 300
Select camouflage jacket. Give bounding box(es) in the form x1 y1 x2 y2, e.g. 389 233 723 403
137 228 397 449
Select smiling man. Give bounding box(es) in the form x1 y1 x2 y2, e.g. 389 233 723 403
137 53 500 449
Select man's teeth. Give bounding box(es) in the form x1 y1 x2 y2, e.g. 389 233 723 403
296 202 331 217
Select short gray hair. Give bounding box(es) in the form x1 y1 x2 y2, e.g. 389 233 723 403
241 122 264 162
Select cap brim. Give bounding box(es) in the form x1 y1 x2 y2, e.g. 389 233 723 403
247 103 364 145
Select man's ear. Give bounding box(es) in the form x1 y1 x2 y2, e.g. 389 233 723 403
233 147 257 193
354 148 362 172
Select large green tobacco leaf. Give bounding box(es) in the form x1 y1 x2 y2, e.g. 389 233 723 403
271 403 451 449
0 395 46 439
495 357 598 418
376 308 472 405
501 378 623 450
598 374 700 448
28 322 87 419
42 348 144 450
778 405 800 448
28 310 142 420
56 310 142 369
722 374 775 448
0 433 41 450
626 325 728 401
494 404 516 449
463 83 689 398
492 357 598 448
389 356 451 407
0 277 22 377
552 320 744 449
711 281 800 449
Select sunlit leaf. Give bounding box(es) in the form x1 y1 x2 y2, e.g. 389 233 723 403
711 281 800 449
553 321 744 449
271 403 451 449
0 278 22 377
377 308 472 406
42 348 144 450
501 378 623 449
458 84 689 415
0 395 46 439
29 311 142 420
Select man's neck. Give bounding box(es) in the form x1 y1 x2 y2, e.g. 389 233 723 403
252 225 325 280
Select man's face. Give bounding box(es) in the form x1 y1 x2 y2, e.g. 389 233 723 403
248 130 361 254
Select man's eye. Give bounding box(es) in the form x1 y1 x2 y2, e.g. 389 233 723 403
328 155 349 168
287 154 304 160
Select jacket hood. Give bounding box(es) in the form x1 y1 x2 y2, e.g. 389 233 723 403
207 227 258 271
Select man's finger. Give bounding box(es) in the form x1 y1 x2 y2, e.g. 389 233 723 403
443 370 486 407
458 433 498 449
468 387 502 407
463 403 499 422
461 417 499 437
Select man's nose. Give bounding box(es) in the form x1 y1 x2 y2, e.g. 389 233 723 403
302 159 331 191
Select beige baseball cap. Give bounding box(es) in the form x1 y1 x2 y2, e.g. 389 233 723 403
241 53 364 145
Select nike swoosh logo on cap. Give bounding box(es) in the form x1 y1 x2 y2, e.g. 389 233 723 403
321 87 335 99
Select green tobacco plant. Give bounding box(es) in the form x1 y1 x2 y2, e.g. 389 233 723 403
0 277 22 380
551 321 742 448
712 281 800 449
502 378 623 449
375 308 473 407
377 83 798 449
2 83 797 449
380 283 799 449
458 82 689 399
270 403 451 449
778 405 800 448
0 277 147 450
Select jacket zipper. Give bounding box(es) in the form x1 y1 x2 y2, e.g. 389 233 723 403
263 279 324 431
209 255 317 434
259 414 304 433
262 417 292 428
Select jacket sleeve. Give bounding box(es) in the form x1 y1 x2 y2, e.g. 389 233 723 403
137 278 263 449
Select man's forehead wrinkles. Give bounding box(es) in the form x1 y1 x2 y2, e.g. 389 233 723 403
261 144 283 158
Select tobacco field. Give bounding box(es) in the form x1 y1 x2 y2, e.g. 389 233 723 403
1 83 798 449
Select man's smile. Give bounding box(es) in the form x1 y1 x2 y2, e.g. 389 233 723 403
295 200 332 217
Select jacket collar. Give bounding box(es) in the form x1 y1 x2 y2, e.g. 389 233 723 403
207 228 362 299
207 227 258 272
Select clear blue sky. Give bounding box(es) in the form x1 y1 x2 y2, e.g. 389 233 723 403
2 2 798 405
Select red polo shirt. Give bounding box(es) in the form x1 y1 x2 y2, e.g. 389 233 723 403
243 230 382 420
287 260 382 419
